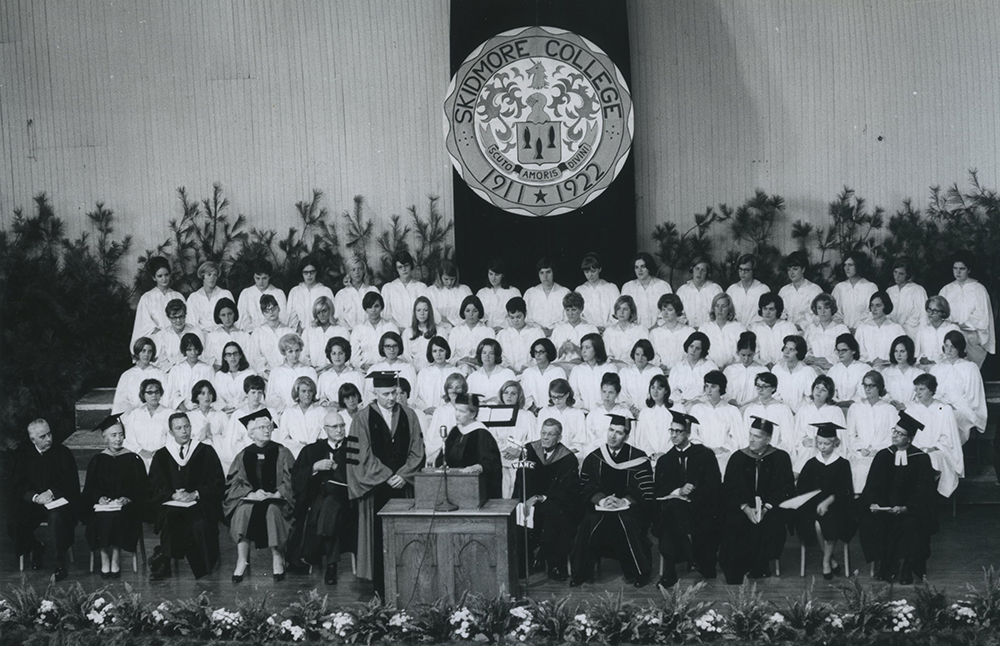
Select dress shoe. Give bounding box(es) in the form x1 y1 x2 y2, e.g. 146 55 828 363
822 570 834 581
569 577 586 587
548 566 567 582
110 570 121 579
53 567 68 582
325 564 338 585
232 561 249 584
100 571 111 580
273 571 286 582
658 569 679 589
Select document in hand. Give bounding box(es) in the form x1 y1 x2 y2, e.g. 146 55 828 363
44 497 69 510
162 499 197 508
779 489 822 510
94 503 124 512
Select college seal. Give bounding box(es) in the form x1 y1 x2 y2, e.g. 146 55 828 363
444 26 634 217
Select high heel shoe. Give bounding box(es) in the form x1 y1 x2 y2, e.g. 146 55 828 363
232 561 249 584
273 571 285 582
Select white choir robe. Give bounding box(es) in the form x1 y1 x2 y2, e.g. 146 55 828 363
622 277 673 329
449 322 496 362
789 402 846 472
413 363 463 412
519 364 567 411
576 280 620 328
905 399 964 496
778 280 824 330
317 367 365 407
726 280 770 327
649 323 695 370
302 324 350 368
497 325 544 372
427 284 473 328
689 399 745 471
770 361 817 413
333 284 379 330
886 282 928 339
165 360 215 409
668 358 719 408
523 283 571 330
364 360 417 403
467 366 517 402
213 369 255 412
856 320 907 364
569 362 619 412
536 405 587 456
831 278 877 330
939 278 995 354
803 321 850 366
676 281 723 329
286 283 335 333
205 327 251 370
187 407 229 446
380 279 429 329
131 287 185 348
742 400 795 455
348 318 399 370
221 405 278 472
276 404 327 458
247 323 295 373
497 409 539 497
723 362 768 407
602 322 649 364
404 332 432 370
631 404 673 457
551 321 599 362
618 364 664 411
584 404 631 455
266 364 318 409
748 320 798 366
236 284 288 331
882 364 921 406
123 404 172 470
153 325 205 371
476 286 522 330
845 398 896 491
828 360 870 403
699 320 746 369
113 364 167 415
930 359 988 443
187 287 234 333
915 322 960 364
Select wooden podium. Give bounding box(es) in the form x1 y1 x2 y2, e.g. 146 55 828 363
379 469 518 605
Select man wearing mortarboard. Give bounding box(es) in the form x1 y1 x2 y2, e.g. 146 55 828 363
569 414 654 588
858 410 939 584
718 415 795 584
653 410 722 588
345 370 425 597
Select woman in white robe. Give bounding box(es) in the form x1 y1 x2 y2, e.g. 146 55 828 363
334 256 379 330
130 256 184 348
621 252 673 329
790 375 847 472
427 373 468 467
741 371 796 455
316 336 365 409
122 378 172 470
568 334 618 412
363 331 417 403
247 296 295 374
882 335 922 408
929 330 987 444
380 251 429 329
582 373 631 456
667 331 718 410
844 370 896 492
827 333 870 405
905 373 964 497
698 292 745 369
723 332 768 409
348 292 399 371
222 375 276 473
519 338 567 412
413 336 462 414
449 295 496 367
113 337 167 415
466 339 516 405
618 339 664 415
476 259 521 331
939 252 995 366
404 296 438 371
496 381 540 497
648 294 694 371
689 369 745 472
749 293 798 367
187 379 228 445
286 257 336 334
675 257 723 329
265 334 318 410
602 295 649 365
535 378 588 458
212 341 255 413
300 296 349 368
855 291 906 368
164 334 215 410
426 259 473 332
770 335 817 413
205 298 251 370
803 293 850 371
575 252 620 329
275 376 326 458
186 261 233 334
915 295 961 367
630 374 674 460
830 252 878 331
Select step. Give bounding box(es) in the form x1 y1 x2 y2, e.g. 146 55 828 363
75 387 115 433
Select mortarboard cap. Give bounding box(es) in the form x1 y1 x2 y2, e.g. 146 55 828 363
455 393 481 407
810 421 845 439
239 408 274 429
895 411 924 438
668 409 699 428
750 415 777 435
366 370 400 389
606 414 635 431
94 413 124 433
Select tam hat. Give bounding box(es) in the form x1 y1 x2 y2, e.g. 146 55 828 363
895 411 924 438
750 415 776 436
366 370 400 389
454 393 482 407
239 408 274 428
668 410 699 429
606 414 635 431
810 421 845 439
94 413 124 433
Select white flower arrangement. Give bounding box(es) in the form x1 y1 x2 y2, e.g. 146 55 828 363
389 610 413 633
279 618 306 642
694 609 725 635
635 610 662 627
86 597 115 630
825 613 845 630
35 599 57 626
0 599 12 624
449 606 478 640
570 613 598 640
151 601 170 625
949 602 979 626
210 608 243 636
507 606 535 642
888 599 916 633
322 611 354 639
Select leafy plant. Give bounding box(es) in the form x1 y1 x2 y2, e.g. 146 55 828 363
656 581 715 643
584 590 641 644
837 576 895 636
725 580 789 642
524 596 573 643
652 206 726 287
342 194 376 268
409 195 454 284
725 189 787 287
373 214 411 285
965 566 1000 626
280 589 331 640
411 595 454 643
782 580 832 636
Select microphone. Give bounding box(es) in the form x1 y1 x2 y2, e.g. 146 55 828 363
439 425 448 439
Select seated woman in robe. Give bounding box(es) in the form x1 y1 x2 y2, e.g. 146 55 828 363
113 337 166 415
929 330 987 444
224 409 295 583
435 393 502 499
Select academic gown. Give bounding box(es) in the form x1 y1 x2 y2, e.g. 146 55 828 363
719 446 795 584
511 441 581 568
571 443 655 582
793 456 856 546
8 444 80 558
223 441 295 548
437 422 503 500
80 451 149 552
148 442 225 578
288 439 358 567
858 446 939 576
653 443 722 576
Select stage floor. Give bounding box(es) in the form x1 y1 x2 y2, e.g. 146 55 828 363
2 503 998 609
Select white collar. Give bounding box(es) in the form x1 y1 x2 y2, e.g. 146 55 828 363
816 452 840 466
167 439 200 467
458 421 488 436
894 449 909 467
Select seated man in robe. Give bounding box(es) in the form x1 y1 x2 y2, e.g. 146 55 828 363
8 419 79 581
719 416 795 584
653 410 722 588
148 412 225 580
570 414 654 588
288 409 357 585
859 411 939 584
512 417 581 582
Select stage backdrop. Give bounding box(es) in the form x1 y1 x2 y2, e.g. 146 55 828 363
449 0 637 290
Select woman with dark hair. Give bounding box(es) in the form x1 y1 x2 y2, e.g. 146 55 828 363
301 296 349 369
690 370 745 471
188 380 228 446
287 256 335 334
915 295 960 366
883 335 922 407
266 333 318 410
380 250 428 329
317 337 364 409
886 258 929 338
828 333 868 405
777 251 823 330
749 293 797 367
428 373 469 465
131 256 184 348
188 261 234 333
929 330 987 443
622 252 673 329
206 297 250 370
467 339 516 405
436 394 503 500
426 259 472 332
772 335 817 412
248 294 295 374
551 291 598 364
726 253 770 326
123 378 172 470
476 258 522 331
537 378 587 455
669 331 719 409
939 250 995 367
237 260 288 331
576 252 620 329
619 339 663 415
364 331 417 402
831 251 878 331
405 296 438 370
334 256 379 330
741 372 795 453
113 337 167 415
213 341 254 413
803 293 849 371
700 292 746 369
791 375 847 472
906 373 964 497
583 373 630 453
414 336 461 413
154 299 203 370
224 375 278 473
649 293 695 370
723 332 768 408
165 333 215 410
845 370 896 491
603 295 649 365
569 333 618 411
276 376 326 458
523 257 571 333
856 292 906 368
348 291 398 371
676 256 723 329
519 337 567 412
337 382 364 419
632 373 674 459
449 294 495 365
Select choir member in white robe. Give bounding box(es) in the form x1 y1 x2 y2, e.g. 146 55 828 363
497 381 541 497
668 331 718 410
131 256 184 348
723 332 768 408
649 294 695 370
448 295 496 365
886 259 928 338
275 377 326 458
236 262 288 331
113 337 167 415
882 336 921 407
790 375 847 471
222 375 276 473
153 300 204 371
602 295 649 365
380 251 429 329
576 252 620 329
915 295 960 366
186 261 233 334
247 295 295 374
425 260 473 331
618 340 664 414
726 253 770 327
334 256 379 330
467 339 516 404
830 252 878 330
426 373 468 465
828 333 869 405
621 252 673 329
845 370 897 491
286 258 336 334
771 335 817 412
551 292 599 364
187 380 228 445
301 297 350 368
524 258 571 333
939 252 996 365
520 338 567 411
583 373 631 456
630 374 674 459
855 292 906 367
413 336 462 413
749 293 799 367
777 252 824 330
164 334 215 409
123 378 171 470
364 332 417 404
536 378 588 457
348 292 399 371
929 330 987 443
316 337 365 408
699 293 746 369
741 372 795 454
496 297 543 372
689 370 746 471
675 257 723 329
402 297 437 371
205 299 251 369
803 293 850 371
906 373 964 497
266 334 318 410
569 334 619 412
476 259 522 330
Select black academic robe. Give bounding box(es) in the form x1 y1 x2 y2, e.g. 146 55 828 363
653 443 722 574
223 441 295 548
288 438 358 566
571 444 655 582
511 441 581 566
794 456 856 546
719 446 795 584
858 445 938 574
148 442 225 578
80 451 149 552
8 443 80 557
438 423 503 500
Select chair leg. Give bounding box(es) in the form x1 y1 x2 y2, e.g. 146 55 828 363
800 544 806 577
870 561 876 578
90 550 96 573
351 553 357 576
843 543 850 574
138 534 147 570
774 558 780 577
19 554 25 572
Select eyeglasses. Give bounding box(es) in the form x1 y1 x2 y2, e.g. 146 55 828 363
835 347 851 353
927 308 946 314
862 382 878 388
550 392 568 400
262 305 279 313
323 424 345 430
382 343 399 349
168 314 186 320
145 389 162 395
532 349 548 355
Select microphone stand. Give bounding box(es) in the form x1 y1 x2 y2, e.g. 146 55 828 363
511 441 535 595
435 425 459 512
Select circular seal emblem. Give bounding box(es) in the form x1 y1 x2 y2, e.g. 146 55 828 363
444 26 634 217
